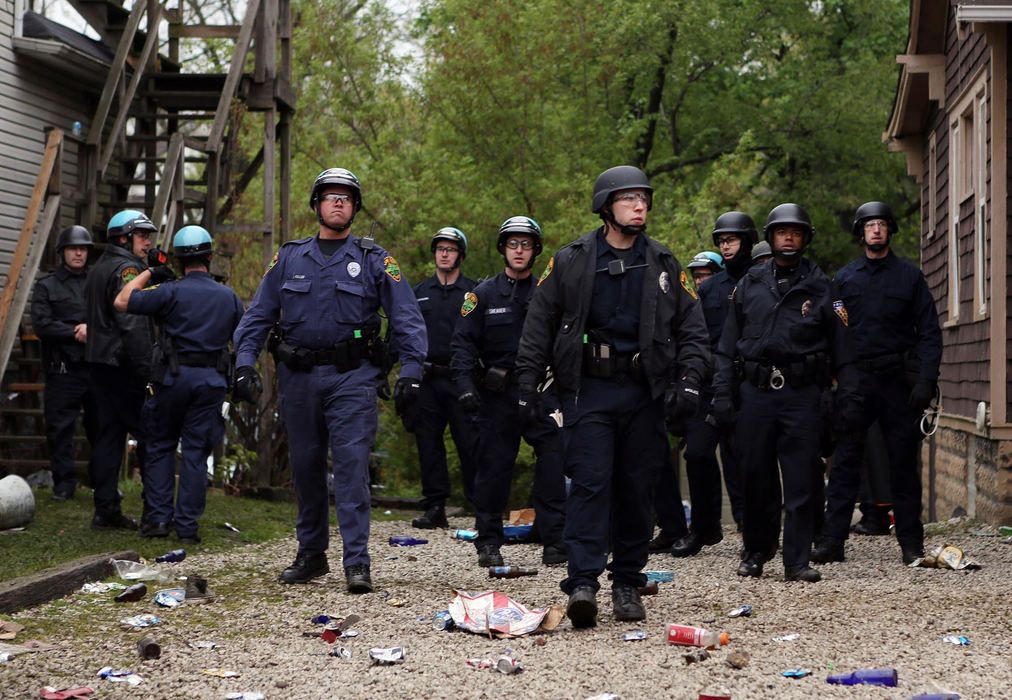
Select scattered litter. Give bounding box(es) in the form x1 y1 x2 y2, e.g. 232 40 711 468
0 620 25 640
320 614 360 643
532 637 547 647
369 647 405 665
772 633 800 642
40 686 94 699
826 668 898 686
726 650 750 669
114 583 147 603
637 580 658 595
80 582 125 594
183 574 213 600
941 634 970 645
202 668 240 678
96 667 143 685
383 510 392 515
489 566 537 578
621 630 646 641
645 570 674 583
508 508 535 525
0 653 9 662
466 658 493 669
913 545 980 570
503 524 532 542
110 559 172 583
154 548 186 563
667 624 729 648
222 522 241 533
432 611 454 631
448 590 564 637
188 641 217 649
137 637 160 660
683 649 709 664
0 641 53 658
452 529 478 541
782 669 811 678
120 614 160 628
389 536 428 546
495 654 522 674
727 604 752 618
311 615 332 625
385 555 399 560
154 588 186 607
328 647 352 659
386 598 408 607
584 695 619 700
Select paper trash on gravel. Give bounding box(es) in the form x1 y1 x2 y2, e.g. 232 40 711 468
369 647 405 664
202 668 240 677
772 633 800 642
154 588 186 607
40 686 94 699
448 590 564 638
120 614 160 628
80 582 125 594
225 694 265 700
96 667 143 685
914 545 981 570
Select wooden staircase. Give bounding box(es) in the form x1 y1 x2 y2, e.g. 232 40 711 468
0 0 293 478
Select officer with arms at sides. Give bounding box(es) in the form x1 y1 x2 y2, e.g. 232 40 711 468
114 226 244 544
712 203 862 583
31 226 97 502
516 166 710 627
812 201 942 566
451 216 567 568
406 227 478 528
84 210 158 530
233 168 427 593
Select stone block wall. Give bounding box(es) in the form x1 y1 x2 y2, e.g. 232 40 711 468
922 426 1012 525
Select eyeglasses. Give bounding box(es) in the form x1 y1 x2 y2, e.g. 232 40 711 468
716 235 740 246
505 239 535 250
435 245 459 254
863 219 888 230
613 192 651 205
319 193 352 204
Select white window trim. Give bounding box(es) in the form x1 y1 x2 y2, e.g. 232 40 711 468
974 91 988 319
948 121 961 323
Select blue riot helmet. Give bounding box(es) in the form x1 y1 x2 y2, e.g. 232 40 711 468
687 251 724 273
172 225 213 259
106 209 156 248
497 216 543 255
431 227 467 269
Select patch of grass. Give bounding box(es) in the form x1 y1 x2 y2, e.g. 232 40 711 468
0 479 298 583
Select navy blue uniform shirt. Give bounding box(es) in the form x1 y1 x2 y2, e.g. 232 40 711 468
697 269 735 349
413 273 475 365
587 229 645 354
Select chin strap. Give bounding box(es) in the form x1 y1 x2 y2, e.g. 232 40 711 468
317 205 355 234
602 210 646 237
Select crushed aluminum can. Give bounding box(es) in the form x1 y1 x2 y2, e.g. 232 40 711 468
495 655 522 674
154 588 186 607
941 634 970 645
202 669 240 678
452 528 478 541
621 630 647 641
772 633 800 642
97 667 144 685
328 647 352 659
466 658 493 669
120 614 160 628
782 668 811 678
645 570 674 583
432 611 454 631
727 604 753 618
369 647 405 665
137 637 160 660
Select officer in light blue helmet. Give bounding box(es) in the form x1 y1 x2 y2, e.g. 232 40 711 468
114 225 244 544
686 251 724 288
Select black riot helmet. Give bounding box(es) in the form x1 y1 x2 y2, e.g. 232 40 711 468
591 165 653 214
852 200 898 246
55 225 94 253
309 168 362 233
712 211 758 247
764 203 813 261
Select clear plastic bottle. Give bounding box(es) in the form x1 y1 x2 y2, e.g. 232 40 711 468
666 623 730 648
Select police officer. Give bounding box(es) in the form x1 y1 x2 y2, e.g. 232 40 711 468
233 168 427 593
84 210 157 530
666 213 759 558
452 216 567 568
686 251 723 288
406 227 478 528
812 201 942 565
31 226 97 501
713 203 861 582
516 166 710 626
750 241 773 265
114 226 244 543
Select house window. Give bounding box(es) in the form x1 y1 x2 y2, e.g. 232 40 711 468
948 122 960 321
974 92 988 318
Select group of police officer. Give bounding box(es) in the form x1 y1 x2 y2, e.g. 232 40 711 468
33 162 942 625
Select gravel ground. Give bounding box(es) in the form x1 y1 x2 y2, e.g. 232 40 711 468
2 516 1011 700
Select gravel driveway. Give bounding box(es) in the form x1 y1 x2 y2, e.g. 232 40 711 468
2 517 1010 699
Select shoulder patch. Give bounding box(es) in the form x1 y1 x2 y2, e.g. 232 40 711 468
383 255 402 282
833 300 848 326
461 291 478 317
264 251 279 278
121 267 139 283
679 270 697 300
538 256 554 286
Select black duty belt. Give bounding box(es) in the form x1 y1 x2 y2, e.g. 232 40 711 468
583 342 642 379
482 366 516 393
856 352 904 374
177 351 223 368
275 333 375 373
424 362 453 378
744 354 830 391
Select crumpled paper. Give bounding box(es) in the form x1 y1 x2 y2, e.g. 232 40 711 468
913 545 981 570
448 589 564 638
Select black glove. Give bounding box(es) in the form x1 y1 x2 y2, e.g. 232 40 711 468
711 393 736 427
518 383 541 426
393 376 421 416
458 389 482 414
665 379 701 424
908 380 935 414
148 265 176 285
233 365 262 404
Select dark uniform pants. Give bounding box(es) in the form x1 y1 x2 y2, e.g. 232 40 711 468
88 363 147 517
471 387 565 550
43 364 97 495
143 367 226 536
278 361 379 567
823 372 924 548
653 449 688 538
682 416 726 534
560 376 666 594
410 373 478 509
737 382 822 569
